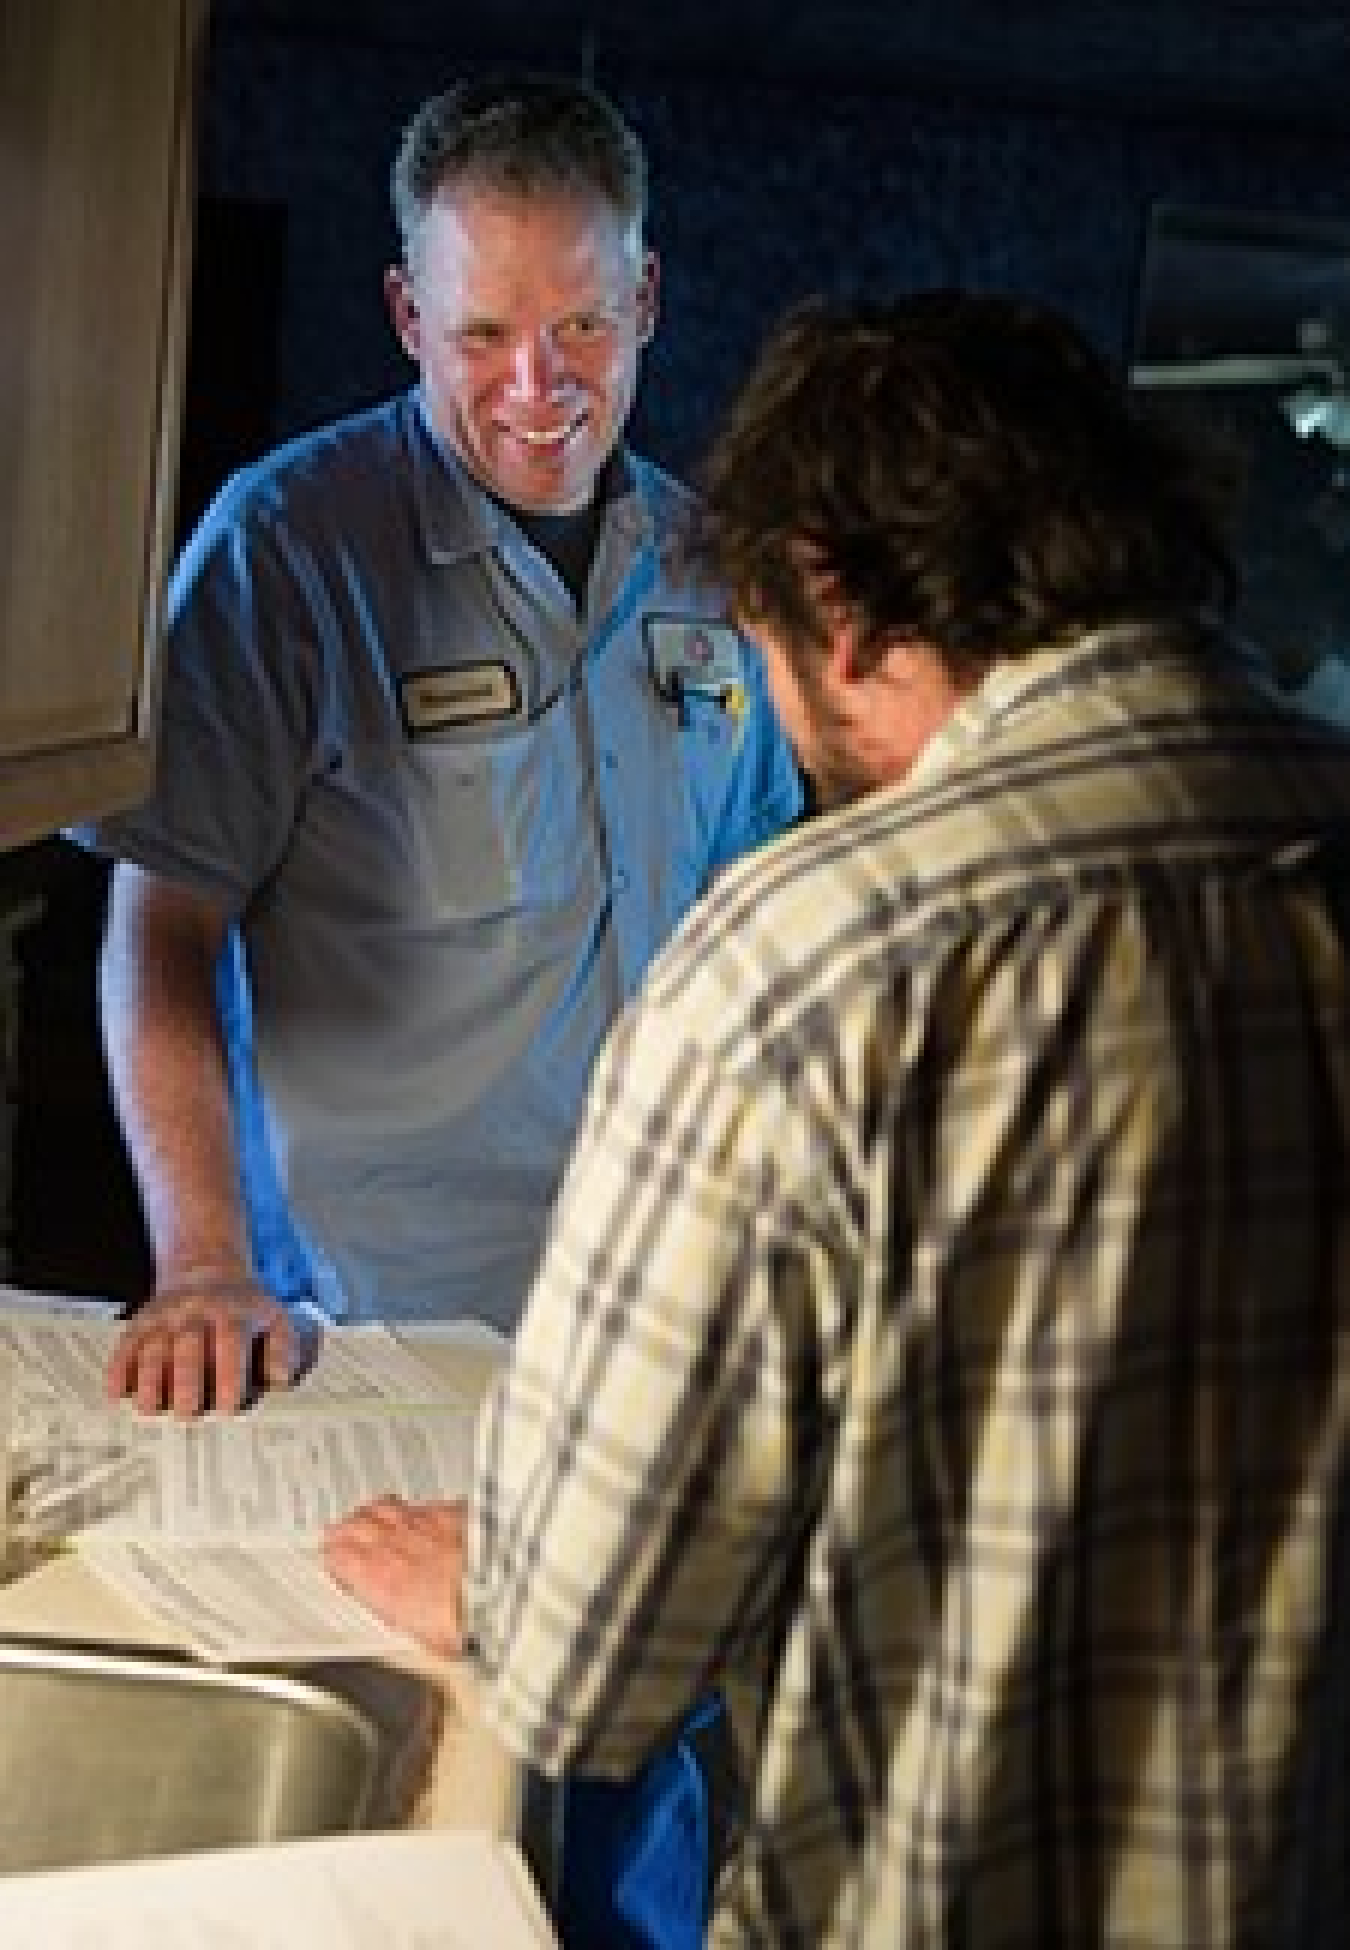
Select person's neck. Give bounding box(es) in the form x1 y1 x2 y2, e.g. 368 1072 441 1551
493 456 624 610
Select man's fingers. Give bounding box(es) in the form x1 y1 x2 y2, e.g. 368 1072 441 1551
161 1318 208 1416
107 1322 153 1403
262 1307 318 1390
185 1316 246 1416
107 1291 305 1417
125 1320 179 1415
322 1498 468 1658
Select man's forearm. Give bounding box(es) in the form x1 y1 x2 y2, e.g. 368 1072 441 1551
99 868 252 1290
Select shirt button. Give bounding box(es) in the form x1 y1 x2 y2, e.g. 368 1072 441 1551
613 868 630 892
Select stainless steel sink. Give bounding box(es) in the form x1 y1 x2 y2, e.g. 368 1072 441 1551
0 1638 444 1876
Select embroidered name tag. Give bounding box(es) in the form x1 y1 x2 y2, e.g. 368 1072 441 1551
399 662 521 734
644 617 745 709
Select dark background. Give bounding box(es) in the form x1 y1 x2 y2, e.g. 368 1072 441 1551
8 0 1350 1302
193 0 1350 483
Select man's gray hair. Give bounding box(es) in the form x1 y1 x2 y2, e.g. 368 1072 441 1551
391 72 647 265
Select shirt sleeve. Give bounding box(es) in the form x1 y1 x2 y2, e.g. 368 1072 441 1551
69 478 319 910
464 998 832 1779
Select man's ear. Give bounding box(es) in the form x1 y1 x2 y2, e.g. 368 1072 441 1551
636 247 660 348
805 568 867 684
830 619 870 686
384 265 421 360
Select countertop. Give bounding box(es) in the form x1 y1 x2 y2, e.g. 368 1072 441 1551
0 1325 531 1847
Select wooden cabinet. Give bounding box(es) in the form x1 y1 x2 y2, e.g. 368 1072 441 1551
0 0 205 848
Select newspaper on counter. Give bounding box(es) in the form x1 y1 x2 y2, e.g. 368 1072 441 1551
0 1286 506 1663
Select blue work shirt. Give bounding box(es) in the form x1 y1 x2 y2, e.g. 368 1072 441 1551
76 392 802 1327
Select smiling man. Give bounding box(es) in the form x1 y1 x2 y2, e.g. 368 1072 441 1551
72 73 800 1414
388 165 655 519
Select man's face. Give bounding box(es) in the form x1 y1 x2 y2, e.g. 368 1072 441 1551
749 608 968 808
750 620 875 810
388 184 657 515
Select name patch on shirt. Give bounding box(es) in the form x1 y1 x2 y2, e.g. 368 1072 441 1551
647 620 749 741
399 662 522 735
645 617 746 713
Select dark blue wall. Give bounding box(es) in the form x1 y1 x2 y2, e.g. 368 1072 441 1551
193 19 1350 473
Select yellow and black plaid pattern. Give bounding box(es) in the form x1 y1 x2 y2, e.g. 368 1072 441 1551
468 624 1350 1947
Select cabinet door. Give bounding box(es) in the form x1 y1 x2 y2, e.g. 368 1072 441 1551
0 0 204 848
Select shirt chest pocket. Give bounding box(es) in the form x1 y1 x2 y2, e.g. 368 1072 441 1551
402 709 603 922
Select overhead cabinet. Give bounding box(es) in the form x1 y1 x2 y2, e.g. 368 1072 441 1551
0 0 204 846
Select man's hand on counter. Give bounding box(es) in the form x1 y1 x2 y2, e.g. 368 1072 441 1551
322 1495 468 1659
106 1280 319 1417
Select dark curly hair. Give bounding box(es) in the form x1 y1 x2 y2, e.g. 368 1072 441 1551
688 292 1237 675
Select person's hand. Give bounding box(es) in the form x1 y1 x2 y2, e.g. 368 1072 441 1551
106 1280 318 1417
322 1495 468 1659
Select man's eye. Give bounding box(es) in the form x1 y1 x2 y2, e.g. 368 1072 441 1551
456 324 505 351
560 313 609 342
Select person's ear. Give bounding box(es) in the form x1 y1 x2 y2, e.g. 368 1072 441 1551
802 562 865 683
829 619 870 687
636 248 660 347
385 265 421 360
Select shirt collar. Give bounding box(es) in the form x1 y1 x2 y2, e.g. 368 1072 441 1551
406 387 652 565
907 619 1206 791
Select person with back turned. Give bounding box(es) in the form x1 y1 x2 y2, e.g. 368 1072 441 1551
327 289 1350 1946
